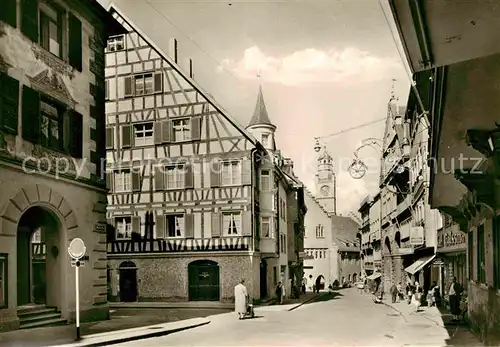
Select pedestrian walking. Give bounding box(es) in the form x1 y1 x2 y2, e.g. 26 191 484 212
234 279 248 320
390 283 398 303
406 282 413 305
301 277 307 294
396 283 403 302
315 276 322 293
411 287 422 312
276 282 283 304
448 277 462 321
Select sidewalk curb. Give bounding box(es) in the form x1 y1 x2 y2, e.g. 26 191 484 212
287 293 326 312
52 319 210 347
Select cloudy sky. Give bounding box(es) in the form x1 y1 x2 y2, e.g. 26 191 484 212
98 0 411 215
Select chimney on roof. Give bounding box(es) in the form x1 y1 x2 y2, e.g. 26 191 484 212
282 158 294 176
170 38 178 63
189 58 193 78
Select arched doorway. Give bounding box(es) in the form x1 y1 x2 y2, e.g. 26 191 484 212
17 206 62 307
260 260 268 298
119 261 138 302
188 260 220 301
353 273 357 282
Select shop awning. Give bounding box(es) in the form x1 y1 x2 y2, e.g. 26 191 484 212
404 255 436 275
366 272 382 280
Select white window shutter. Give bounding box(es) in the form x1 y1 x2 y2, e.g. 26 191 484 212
156 215 165 239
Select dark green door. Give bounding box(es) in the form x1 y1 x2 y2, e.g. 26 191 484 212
17 232 30 306
188 261 220 301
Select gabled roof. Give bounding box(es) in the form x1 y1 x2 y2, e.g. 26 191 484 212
331 215 360 252
247 85 275 129
108 4 258 146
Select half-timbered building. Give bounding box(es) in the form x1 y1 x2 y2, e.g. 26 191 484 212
104 6 302 303
0 0 125 331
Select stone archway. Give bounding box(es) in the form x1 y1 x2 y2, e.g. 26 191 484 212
0 184 77 316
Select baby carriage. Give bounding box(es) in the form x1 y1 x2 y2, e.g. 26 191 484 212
242 297 255 318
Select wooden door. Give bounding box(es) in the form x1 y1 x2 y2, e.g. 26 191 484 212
188 261 220 301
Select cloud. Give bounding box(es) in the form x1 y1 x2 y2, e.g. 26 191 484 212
218 46 400 86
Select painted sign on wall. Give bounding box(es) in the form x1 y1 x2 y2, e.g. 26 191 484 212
410 227 424 246
437 229 466 249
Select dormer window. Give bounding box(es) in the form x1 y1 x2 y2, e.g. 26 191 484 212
262 134 269 147
108 35 125 52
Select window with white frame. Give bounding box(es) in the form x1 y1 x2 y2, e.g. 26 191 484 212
135 73 153 95
261 217 271 238
166 214 184 238
260 170 270 191
221 160 241 186
223 212 241 236
107 35 125 52
134 123 154 146
164 165 185 190
39 2 61 57
172 119 191 142
114 170 131 192
115 216 132 239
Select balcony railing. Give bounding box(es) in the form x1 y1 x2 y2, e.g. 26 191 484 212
107 236 251 254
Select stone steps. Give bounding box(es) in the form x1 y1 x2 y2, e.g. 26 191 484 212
18 305 67 329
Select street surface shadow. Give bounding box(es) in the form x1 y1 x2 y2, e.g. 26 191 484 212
435 306 482 346
302 291 343 305
241 315 264 320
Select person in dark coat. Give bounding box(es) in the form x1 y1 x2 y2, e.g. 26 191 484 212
275 282 283 304
315 276 322 293
390 284 398 303
448 277 462 321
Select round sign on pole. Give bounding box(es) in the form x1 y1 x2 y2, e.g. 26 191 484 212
68 238 86 260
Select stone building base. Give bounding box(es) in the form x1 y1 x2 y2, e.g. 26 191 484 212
108 253 261 302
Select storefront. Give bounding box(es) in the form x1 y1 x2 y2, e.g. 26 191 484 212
436 218 467 296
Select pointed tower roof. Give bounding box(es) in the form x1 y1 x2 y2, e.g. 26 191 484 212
318 146 333 162
247 85 276 129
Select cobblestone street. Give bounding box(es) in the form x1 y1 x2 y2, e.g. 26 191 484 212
113 288 480 347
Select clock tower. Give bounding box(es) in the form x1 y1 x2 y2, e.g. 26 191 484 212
315 146 337 215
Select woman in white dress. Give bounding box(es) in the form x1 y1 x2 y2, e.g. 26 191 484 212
234 279 248 320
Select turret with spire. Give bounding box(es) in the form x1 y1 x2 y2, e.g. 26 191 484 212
315 145 337 215
246 85 276 151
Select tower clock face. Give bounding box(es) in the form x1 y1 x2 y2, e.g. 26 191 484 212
320 185 330 196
